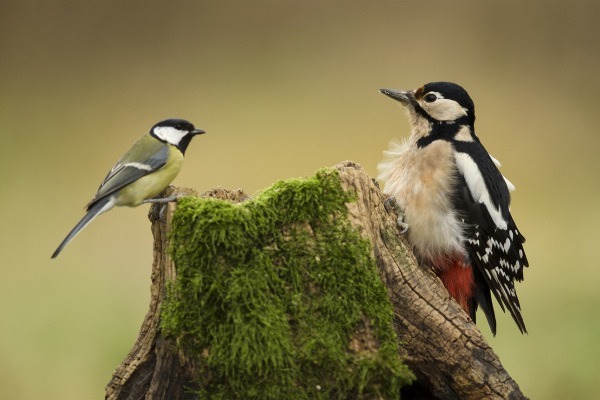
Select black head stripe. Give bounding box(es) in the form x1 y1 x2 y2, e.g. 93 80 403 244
176 134 195 154
416 120 463 148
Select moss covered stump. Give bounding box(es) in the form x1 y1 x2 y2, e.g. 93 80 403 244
106 162 527 400
162 167 413 398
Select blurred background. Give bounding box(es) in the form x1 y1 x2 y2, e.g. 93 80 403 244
1 1 599 399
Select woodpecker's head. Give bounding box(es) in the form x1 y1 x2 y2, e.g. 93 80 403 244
381 82 475 127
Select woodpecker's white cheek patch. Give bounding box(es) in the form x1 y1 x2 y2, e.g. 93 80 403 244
421 98 468 122
454 151 508 229
153 126 187 146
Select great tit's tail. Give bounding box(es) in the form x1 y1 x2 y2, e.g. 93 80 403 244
51 196 116 259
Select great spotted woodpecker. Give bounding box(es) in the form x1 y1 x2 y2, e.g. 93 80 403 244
377 82 528 334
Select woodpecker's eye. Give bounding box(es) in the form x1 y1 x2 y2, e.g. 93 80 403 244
424 93 437 103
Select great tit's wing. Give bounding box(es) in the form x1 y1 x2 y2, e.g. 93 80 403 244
86 135 169 209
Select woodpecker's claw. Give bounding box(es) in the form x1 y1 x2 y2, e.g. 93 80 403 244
372 178 381 190
383 197 397 213
397 218 409 234
384 197 409 234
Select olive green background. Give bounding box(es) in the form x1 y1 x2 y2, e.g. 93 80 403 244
1 1 598 399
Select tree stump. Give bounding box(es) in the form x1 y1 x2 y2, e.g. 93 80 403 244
105 161 527 400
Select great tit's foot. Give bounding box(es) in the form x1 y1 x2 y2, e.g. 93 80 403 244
142 194 183 204
148 201 169 223
158 203 169 222
145 194 185 222
383 197 409 234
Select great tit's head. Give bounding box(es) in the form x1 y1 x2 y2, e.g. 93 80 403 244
150 118 205 153
380 82 475 126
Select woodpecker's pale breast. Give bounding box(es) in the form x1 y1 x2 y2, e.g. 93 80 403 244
378 138 466 263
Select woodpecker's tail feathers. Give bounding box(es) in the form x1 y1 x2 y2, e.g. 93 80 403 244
51 196 115 258
482 267 527 334
471 267 497 335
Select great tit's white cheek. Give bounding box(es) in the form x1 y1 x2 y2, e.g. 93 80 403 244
153 126 188 146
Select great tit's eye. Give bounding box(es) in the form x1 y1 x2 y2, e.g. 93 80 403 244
175 124 183 130
424 93 437 103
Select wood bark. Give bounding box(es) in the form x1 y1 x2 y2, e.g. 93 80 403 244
105 162 527 400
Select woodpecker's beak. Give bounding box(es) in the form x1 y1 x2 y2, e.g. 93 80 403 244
191 128 206 135
380 88 415 106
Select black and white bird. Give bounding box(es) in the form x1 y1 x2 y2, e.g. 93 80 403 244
52 118 205 258
377 82 528 334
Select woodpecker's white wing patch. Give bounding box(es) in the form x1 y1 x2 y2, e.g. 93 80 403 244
454 151 508 229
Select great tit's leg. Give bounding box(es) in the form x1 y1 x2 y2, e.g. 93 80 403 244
383 197 409 234
142 185 185 204
142 195 181 204
144 192 184 222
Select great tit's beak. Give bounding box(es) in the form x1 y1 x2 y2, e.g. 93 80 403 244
380 88 415 106
191 128 206 135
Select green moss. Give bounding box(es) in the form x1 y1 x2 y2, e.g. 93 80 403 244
161 168 415 399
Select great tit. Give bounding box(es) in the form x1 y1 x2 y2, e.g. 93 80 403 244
51 118 205 258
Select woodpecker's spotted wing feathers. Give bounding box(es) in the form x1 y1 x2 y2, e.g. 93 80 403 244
452 141 528 334
465 220 528 334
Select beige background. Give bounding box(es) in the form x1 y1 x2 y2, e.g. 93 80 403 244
1 1 598 399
